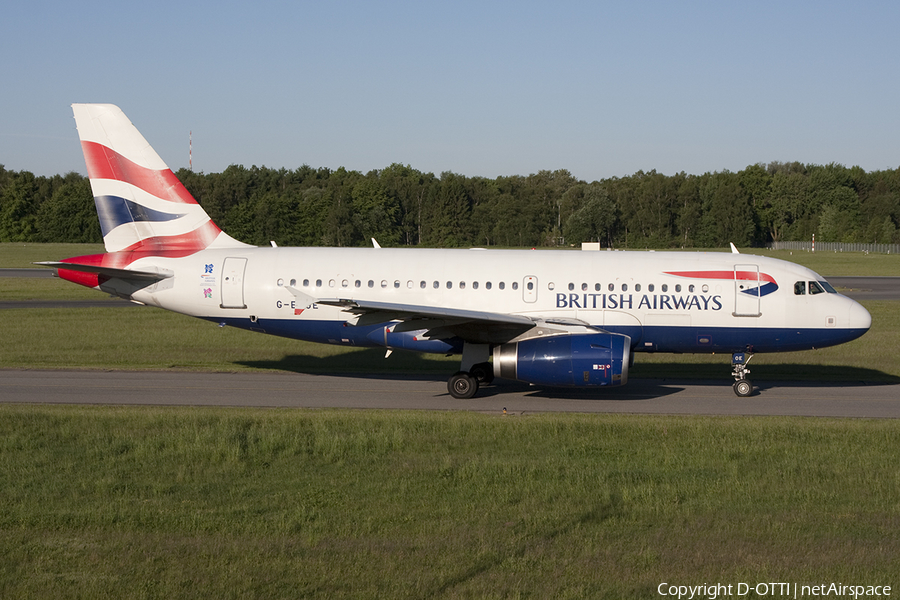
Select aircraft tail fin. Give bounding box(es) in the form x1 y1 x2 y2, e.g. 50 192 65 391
72 104 249 254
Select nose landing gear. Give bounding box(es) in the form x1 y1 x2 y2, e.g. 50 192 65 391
732 351 754 397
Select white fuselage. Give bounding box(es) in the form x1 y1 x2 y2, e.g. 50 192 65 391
121 247 871 355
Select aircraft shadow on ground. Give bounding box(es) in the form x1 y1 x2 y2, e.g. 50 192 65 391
238 350 899 402
632 363 900 386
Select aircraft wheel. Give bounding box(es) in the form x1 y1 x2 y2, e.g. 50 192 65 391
470 362 494 385
448 371 479 399
733 379 753 397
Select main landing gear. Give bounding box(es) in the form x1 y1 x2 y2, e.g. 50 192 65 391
732 351 754 397
447 343 492 399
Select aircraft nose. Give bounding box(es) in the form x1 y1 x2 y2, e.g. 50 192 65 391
848 299 871 331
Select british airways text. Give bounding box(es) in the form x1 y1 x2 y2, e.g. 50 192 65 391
556 293 724 311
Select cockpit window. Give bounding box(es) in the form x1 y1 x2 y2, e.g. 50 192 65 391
808 281 825 295
794 281 806 295
819 280 837 294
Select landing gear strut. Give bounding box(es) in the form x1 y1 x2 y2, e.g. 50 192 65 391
732 351 754 397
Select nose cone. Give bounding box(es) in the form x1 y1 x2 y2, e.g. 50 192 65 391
848 298 872 333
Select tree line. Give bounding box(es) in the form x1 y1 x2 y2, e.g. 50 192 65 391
1 161 898 248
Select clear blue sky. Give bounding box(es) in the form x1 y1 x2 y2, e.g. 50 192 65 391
2 0 899 181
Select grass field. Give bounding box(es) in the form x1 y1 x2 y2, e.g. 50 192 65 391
1 406 898 599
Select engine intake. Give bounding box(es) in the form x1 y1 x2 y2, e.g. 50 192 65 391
493 332 631 387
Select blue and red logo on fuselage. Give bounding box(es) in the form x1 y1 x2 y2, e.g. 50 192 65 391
664 270 779 297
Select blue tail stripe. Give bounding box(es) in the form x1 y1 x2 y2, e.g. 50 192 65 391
94 195 185 236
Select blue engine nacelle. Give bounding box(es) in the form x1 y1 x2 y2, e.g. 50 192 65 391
493 332 631 387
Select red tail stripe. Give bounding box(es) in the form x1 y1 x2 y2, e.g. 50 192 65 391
116 219 222 254
81 141 198 205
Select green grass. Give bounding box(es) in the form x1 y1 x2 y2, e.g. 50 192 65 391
0 242 105 268
739 248 900 277
1 406 898 599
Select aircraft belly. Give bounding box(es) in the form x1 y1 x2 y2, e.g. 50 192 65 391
632 325 869 353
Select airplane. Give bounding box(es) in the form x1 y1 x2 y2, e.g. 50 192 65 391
38 104 872 399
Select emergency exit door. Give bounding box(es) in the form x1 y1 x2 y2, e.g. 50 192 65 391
220 257 247 309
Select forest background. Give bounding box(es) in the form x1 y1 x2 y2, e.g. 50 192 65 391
1 161 898 249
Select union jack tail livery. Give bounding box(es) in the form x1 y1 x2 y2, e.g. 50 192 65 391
71 103 246 254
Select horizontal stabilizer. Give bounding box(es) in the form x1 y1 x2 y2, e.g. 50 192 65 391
34 261 172 282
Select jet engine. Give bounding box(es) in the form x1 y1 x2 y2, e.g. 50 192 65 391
493 332 631 387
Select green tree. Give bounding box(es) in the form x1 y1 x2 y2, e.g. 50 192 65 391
37 174 100 242
0 171 38 242
562 182 617 246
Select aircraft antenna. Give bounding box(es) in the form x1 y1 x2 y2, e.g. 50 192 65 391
189 130 192 171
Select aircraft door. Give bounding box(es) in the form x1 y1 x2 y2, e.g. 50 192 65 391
221 257 248 309
523 276 538 303
733 264 761 317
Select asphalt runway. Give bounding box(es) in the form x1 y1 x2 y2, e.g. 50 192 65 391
1 369 898 418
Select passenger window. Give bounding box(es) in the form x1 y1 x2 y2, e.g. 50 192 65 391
433 281 439 289
635 283 641 292
662 284 668 292
648 284 654 292
499 282 505 290
794 281 806 295
459 281 466 289
675 284 681 292
473 282 479 289
527 281 534 290
341 279 348 288
809 281 825 295
608 283 614 292
446 281 452 289
368 280 374 288
702 284 709 293
329 279 335 288
316 279 322 287
549 282 556 290
595 283 601 291
568 283 575 291
688 284 694 293
394 281 400 289
381 280 387 288
303 279 310 287
355 280 361 288
512 282 519 290
486 282 492 290
290 279 296 287
420 281 426 289
581 283 588 291
622 283 628 292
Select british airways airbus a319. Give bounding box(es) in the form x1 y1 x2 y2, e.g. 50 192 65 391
39 104 871 399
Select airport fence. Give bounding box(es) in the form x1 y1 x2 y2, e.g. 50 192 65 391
767 241 899 254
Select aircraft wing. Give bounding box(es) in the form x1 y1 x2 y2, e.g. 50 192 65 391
316 298 539 344
35 261 172 282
